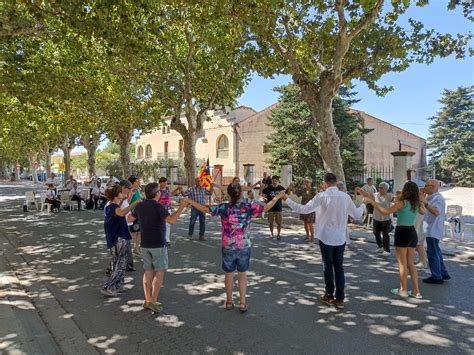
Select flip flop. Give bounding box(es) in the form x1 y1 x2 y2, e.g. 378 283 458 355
391 288 408 298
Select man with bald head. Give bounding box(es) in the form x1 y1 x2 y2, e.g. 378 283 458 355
421 179 450 284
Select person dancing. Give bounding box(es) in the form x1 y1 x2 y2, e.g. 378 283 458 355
361 181 425 299
101 185 141 296
185 183 285 313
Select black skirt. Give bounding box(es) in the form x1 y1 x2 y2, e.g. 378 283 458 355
394 225 418 248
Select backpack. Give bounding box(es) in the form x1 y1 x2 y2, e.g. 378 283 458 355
448 217 461 233
86 198 94 210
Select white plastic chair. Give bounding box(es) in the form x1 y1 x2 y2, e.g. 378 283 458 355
25 191 39 211
39 193 52 213
60 193 72 211
81 188 90 201
366 214 373 229
461 223 474 241
445 205 463 239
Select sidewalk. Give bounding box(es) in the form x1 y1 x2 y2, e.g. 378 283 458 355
0 230 97 354
0 233 61 354
253 209 474 259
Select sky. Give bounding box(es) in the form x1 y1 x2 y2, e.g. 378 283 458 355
237 1 473 139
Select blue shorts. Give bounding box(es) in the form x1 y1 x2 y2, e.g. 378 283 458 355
222 247 251 273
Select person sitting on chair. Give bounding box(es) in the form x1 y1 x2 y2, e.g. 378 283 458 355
65 175 76 190
69 180 86 211
92 179 107 210
45 183 61 212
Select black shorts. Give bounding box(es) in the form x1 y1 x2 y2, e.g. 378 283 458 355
129 222 140 233
394 225 418 248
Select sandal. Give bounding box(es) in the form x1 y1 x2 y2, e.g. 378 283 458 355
408 291 423 299
390 288 408 298
239 303 248 313
225 301 234 310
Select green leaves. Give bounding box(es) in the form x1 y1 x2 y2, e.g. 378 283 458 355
267 83 365 182
428 86 473 186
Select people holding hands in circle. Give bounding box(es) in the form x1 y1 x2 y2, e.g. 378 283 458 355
183 183 286 313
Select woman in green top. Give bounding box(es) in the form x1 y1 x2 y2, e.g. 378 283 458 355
360 181 425 299
128 175 143 256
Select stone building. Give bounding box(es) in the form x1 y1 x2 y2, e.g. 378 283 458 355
135 106 256 182
135 103 426 183
350 109 427 173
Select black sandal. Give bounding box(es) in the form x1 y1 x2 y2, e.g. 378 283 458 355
239 303 248 313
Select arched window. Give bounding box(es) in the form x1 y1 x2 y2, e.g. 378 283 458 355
145 144 153 159
137 146 144 159
216 135 229 158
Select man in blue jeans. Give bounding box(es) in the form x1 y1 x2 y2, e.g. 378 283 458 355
422 179 451 284
283 173 365 310
186 177 213 241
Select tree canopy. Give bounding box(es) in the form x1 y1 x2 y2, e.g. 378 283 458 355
0 1 472 184
267 84 369 182
428 85 473 186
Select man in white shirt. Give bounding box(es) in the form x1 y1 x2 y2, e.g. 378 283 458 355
65 175 76 190
69 181 86 211
92 179 107 209
421 179 450 284
89 172 98 189
282 173 365 309
45 183 61 211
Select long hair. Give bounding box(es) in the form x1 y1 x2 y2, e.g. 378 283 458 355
227 183 242 206
400 181 420 212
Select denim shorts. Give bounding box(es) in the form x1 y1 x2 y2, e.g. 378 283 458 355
141 247 168 270
222 247 251 273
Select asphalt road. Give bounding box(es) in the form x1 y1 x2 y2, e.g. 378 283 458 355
1 184 474 354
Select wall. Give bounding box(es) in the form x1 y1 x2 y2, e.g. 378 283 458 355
236 104 277 181
353 110 427 171
135 107 255 179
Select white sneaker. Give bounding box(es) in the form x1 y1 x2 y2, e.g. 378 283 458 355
381 251 391 256
100 288 118 297
415 262 428 269
375 247 383 253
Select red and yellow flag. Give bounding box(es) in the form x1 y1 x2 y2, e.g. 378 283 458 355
199 158 212 190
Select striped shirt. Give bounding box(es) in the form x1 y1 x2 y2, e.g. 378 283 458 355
186 186 209 205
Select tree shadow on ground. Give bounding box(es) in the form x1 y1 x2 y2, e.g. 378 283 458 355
1 185 474 353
